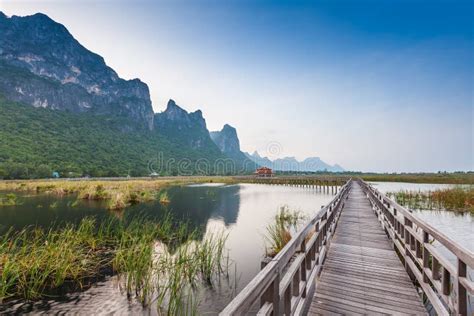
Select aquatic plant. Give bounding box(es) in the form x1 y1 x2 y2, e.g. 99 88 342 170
0 218 110 300
0 193 20 206
159 191 171 205
49 201 59 209
387 186 473 213
0 215 231 315
264 206 307 257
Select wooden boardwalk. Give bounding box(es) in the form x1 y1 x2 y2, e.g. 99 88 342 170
309 182 426 315
221 179 473 316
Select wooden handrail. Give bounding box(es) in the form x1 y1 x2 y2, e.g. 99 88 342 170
359 179 474 316
220 179 352 315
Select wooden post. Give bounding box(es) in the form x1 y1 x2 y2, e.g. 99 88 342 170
442 267 450 296
457 259 467 315
422 231 429 283
283 286 291 315
315 222 320 262
261 273 280 315
404 218 414 280
292 265 300 297
416 240 422 259
432 257 441 280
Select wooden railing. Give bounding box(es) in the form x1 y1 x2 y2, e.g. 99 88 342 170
220 179 352 315
360 179 474 316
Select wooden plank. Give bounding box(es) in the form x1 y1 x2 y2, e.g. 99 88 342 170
316 287 426 314
318 280 426 306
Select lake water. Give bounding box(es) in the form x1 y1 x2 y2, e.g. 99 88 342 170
0 183 338 314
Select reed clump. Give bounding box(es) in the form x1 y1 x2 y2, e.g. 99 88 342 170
264 206 307 257
387 187 474 213
159 191 171 205
0 218 112 301
0 215 230 314
0 193 19 206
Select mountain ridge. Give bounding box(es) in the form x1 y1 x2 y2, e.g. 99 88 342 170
0 12 154 130
245 152 344 172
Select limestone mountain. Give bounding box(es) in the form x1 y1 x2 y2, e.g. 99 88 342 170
210 124 253 170
0 12 154 129
210 124 242 155
0 12 250 178
155 99 221 152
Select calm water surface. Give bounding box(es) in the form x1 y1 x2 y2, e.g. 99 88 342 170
0 183 337 314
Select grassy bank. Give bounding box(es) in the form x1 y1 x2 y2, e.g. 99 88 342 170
0 177 236 210
387 187 474 213
0 215 229 314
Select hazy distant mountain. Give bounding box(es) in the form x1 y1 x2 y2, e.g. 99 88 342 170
244 151 273 168
245 152 344 172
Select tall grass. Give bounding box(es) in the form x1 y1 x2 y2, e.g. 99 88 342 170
264 206 307 257
387 186 474 213
0 215 230 314
159 191 171 205
0 218 112 301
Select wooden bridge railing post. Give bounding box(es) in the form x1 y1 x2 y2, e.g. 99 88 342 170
422 230 430 283
457 259 467 315
261 272 280 315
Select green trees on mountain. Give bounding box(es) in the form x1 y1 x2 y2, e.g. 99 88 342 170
0 98 239 179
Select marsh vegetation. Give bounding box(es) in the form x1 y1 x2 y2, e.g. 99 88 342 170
0 193 19 206
387 186 474 213
0 215 230 314
360 172 473 184
0 178 233 210
264 206 307 257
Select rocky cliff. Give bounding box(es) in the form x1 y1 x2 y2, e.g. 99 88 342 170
210 124 241 154
0 12 154 129
154 99 221 151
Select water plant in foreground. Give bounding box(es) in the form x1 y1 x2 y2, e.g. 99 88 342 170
0 215 230 315
264 206 307 257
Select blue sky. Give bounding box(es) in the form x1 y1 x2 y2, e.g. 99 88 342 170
1 0 473 172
